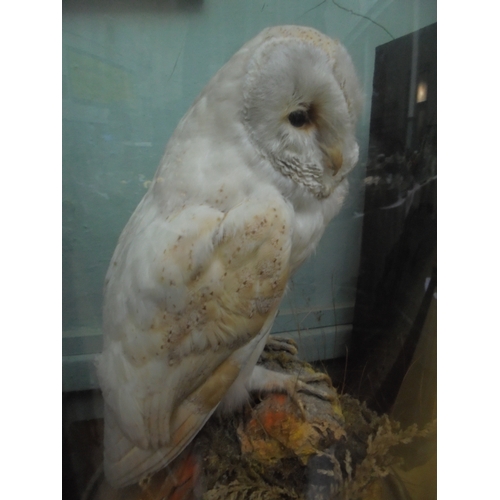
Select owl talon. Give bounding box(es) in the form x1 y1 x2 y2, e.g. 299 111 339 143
288 391 307 419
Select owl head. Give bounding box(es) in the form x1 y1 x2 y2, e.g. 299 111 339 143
241 26 362 200
157 26 362 215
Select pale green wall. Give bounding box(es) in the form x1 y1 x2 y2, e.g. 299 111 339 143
62 0 436 389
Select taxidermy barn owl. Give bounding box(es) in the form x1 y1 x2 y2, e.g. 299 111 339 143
97 25 362 488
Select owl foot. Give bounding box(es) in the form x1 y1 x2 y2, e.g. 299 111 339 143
284 371 335 418
264 335 298 355
248 365 335 420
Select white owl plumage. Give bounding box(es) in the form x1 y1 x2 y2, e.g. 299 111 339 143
97 25 362 488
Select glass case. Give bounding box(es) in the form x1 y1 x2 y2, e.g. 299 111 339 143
62 1 437 498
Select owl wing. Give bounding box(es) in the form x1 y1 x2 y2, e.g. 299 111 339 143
98 195 294 487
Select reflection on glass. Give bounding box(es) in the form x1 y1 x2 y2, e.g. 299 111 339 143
416 81 428 103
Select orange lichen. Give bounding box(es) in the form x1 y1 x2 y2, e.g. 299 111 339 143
238 391 345 466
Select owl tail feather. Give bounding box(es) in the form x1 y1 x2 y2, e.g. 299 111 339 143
154 450 201 500
103 401 213 489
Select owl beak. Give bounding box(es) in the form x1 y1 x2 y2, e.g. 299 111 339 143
324 147 343 175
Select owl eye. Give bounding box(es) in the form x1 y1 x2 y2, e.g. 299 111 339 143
288 110 309 128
